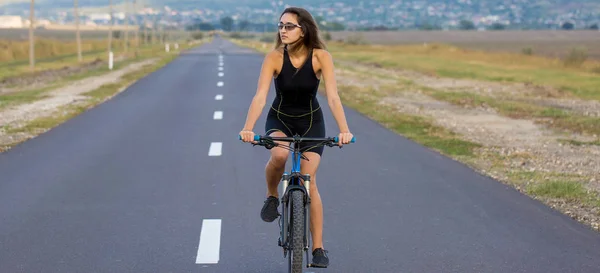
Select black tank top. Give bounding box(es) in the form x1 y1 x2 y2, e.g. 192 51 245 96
271 46 321 117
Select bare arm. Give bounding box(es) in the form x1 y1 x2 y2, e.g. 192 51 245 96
241 51 276 135
319 50 351 134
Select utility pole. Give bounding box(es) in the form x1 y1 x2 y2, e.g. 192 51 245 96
74 0 82 62
143 8 148 46
124 0 129 54
144 18 149 45
29 0 35 72
132 0 140 55
108 0 114 70
151 14 157 45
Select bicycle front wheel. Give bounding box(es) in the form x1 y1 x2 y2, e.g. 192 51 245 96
288 190 305 273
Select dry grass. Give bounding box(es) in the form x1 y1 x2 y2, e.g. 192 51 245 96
329 43 600 100
329 30 600 60
0 38 129 81
0 43 186 111
332 42 600 71
335 84 482 158
0 33 198 82
0 38 117 63
0 27 197 81
426 91 600 136
233 37 600 100
0 28 109 41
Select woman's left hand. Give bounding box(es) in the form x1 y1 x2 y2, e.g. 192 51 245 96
337 131 354 146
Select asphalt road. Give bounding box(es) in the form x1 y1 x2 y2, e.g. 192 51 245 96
1 37 600 273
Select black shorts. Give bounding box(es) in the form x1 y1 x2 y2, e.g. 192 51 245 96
264 107 326 156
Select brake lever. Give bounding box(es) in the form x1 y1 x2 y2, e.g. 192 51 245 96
262 139 278 150
251 139 266 147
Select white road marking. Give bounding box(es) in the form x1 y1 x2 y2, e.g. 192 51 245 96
215 94 223 100
219 62 224 66
213 111 223 120
218 67 223 71
195 219 222 264
218 72 224 77
208 142 222 156
217 81 223 87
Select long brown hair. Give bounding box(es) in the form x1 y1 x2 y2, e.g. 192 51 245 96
274 7 327 53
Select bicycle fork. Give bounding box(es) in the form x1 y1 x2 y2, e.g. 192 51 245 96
278 173 290 253
278 172 312 262
303 175 312 268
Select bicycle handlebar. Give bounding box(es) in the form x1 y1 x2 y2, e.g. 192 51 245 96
238 135 356 143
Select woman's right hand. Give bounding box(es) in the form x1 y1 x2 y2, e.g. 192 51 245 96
239 129 255 143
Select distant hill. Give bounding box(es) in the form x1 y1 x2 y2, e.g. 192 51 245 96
1 0 268 10
1 0 126 10
3 0 599 13
2 0 598 30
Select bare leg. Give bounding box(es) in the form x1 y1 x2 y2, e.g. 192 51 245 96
300 152 323 251
265 131 289 197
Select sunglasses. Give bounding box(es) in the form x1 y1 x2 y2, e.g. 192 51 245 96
278 22 302 31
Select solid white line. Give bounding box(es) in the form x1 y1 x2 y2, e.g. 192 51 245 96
208 142 222 156
213 111 223 120
195 219 222 264
218 72 224 77
215 94 223 100
217 81 223 87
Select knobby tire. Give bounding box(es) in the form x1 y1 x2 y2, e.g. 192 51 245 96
289 190 305 273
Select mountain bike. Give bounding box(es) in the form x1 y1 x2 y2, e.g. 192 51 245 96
239 134 355 273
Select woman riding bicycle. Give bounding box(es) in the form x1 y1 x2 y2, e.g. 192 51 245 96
239 6 353 268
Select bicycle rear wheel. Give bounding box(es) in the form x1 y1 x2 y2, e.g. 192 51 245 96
288 190 305 273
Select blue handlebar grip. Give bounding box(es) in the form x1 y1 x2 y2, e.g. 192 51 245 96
238 135 262 141
333 136 356 143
